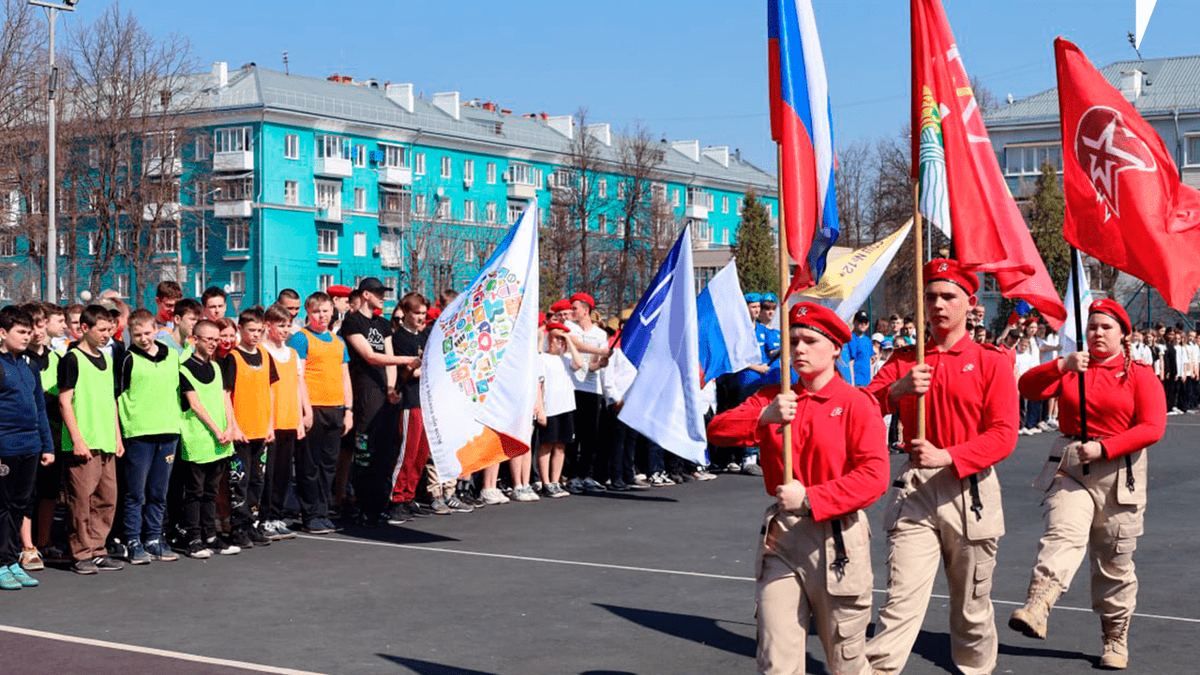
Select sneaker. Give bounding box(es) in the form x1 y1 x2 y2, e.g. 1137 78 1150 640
566 478 586 494
698 468 720 480
531 480 543 492
248 527 272 546
144 539 179 562
634 473 647 482
106 540 128 560
8 563 38 587
230 530 255 549
1037 421 1052 432
547 483 570 498
184 539 212 559
206 537 240 556
607 479 631 492
268 520 297 540
650 471 675 486
445 495 474 513
725 462 741 474
386 503 410 525
480 487 509 505
303 520 333 534
72 558 99 575
0 566 22 590
319 518 340 533
629 477 652 490
581 477 607 492
1048 418 1060 429
94 555 124 571
19 547 44 572
126 540 152 565
406 501 433 517
512 485 540 502
428 498 452 515
40 544 70 564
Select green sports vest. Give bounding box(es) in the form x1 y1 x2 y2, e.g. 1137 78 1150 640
61 349 118 454
118 348 182 438
40 348 61 396
179 360 233 464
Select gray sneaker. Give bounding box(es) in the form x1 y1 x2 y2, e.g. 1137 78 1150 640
580 477 607 492
445 496 474 513
429 498 452 515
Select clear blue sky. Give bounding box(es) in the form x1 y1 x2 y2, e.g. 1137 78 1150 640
54 0 1200 174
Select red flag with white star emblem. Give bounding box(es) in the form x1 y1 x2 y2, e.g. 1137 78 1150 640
1056 37 1200 311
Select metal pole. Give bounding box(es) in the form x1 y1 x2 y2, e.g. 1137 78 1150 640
46 8 57 303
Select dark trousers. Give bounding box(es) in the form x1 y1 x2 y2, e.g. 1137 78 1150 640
295 406 344 523
122 435 178 543
182 458 227 543
608 413 638 485
230 439 268 532
571 391 603 480
262 430 297 521
352 403 401 518
0 454 37 566
1165 378 1180 410
643 436 666 475
1023 399 1044 430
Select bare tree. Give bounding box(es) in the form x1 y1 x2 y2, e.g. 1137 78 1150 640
613 122 664 309
834 139 871 247
551 107 606 293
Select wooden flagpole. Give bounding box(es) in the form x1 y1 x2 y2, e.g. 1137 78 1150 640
776 145 794 483
913 182 926 440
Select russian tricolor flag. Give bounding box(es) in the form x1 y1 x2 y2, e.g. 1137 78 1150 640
768 0 839 295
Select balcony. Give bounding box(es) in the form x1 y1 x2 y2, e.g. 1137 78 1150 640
378 166 413 186
684 203 710 220
314 156 352 178
316 205 342 222
379 208 411 228
507 183 536 200
214 200 253 218
144 156 182 176
143 202 181 221
214 150 254 172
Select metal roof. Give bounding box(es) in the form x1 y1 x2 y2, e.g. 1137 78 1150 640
984 54 1200 127
188 65 777 191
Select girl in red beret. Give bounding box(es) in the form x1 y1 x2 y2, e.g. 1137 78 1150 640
1010 300 1166 669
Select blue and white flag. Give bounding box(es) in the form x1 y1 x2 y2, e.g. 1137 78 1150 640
619 236 682 369
1059 254 1093 355
618 226 707 464
697 259 761 385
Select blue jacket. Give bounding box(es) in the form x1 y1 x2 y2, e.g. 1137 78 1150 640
0 351 54 457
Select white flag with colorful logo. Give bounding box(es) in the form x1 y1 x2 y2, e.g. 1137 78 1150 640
420 203 539 479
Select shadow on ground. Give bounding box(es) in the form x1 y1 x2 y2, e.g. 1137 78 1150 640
379 655 639 675
907 630 1095 673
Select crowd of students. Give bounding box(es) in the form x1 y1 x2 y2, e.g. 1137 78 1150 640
0 279 756 590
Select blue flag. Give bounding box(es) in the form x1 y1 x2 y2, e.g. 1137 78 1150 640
620 232 687 368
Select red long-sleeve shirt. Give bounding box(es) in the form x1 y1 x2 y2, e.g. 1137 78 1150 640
864 334 1018 478
707 377 889 522
1018 356 1166 458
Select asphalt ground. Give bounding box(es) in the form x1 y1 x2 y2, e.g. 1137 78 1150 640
2 417 1198 675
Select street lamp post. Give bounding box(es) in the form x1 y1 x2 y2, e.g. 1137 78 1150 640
30 0 77 303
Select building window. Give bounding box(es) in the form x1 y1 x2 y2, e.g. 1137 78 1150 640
230 271 245 293
507 162 537 186
153 227 179 254
317 228 338 255
353 144 366 168
284 180 299 205
193 135 210 160
316 135 348 160
354 187 366 211
284 134 299 159
736 198 744 215
487 162 496 184
598 178 607 199
415 194 426 215
598 214 607 232
214 127 251 154
692 219 712 242
687 187 712 209
116 273 130 298
415 152 425 175
436 198 452 219
722 195 729 214
616 217 626 237
215 176 253 201
315 181 341 211
672 188 679 207
0 234 16 257
464 159 474 184
318 273 334 291
486 201 497 223
383 276 398 301
353 231 367 257
651 183 667 204
227 221 249 251
115 230 132 253
1004 143 1062 175
1186 135 1200 167
464 241 476 264
463 200 476 222
508 202 524 224
382 144 407 168
617 181 626 200
441 156 452 179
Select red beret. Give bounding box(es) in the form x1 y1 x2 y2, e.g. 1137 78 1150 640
426 306 441 321
549 299 572 313
545 322 571 334
788 302 851 347
326 284 352 298
570 292 595 309
923 258 979 296
1089 298 1131 334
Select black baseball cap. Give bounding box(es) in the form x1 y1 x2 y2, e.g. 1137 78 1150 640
356 277 393 295
854 310 870 324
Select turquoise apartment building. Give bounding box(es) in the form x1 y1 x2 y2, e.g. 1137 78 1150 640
3 62 778 310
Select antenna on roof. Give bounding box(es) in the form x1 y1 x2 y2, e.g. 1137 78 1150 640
282 50 289 76
1127 31 1143 61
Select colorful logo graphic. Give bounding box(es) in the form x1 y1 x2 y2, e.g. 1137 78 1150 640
440 267 523 403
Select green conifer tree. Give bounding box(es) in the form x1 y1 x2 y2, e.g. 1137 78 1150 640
731 191 779 295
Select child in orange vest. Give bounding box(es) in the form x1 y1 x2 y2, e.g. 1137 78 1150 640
260 304 309 540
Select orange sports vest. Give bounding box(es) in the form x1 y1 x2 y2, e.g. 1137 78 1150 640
230 346 273 441
271 347 300 431
300 328 346 407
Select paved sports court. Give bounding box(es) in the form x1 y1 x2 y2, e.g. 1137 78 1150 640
2 418 1197 674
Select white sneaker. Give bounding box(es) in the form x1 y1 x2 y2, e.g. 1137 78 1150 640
1037 421 1052 432
1048 418 1059 429
513 485 540 502
480 488 509 505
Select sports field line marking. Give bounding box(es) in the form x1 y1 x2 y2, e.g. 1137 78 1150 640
307 535 1200 626
0 624 328 675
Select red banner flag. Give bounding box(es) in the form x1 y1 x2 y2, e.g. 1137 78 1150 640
912 0 1066 328
1055 37 1200 312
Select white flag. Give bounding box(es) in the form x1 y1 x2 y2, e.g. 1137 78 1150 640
1059 254 1093 354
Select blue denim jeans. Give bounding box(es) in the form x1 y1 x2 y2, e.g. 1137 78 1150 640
122 435 178 543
